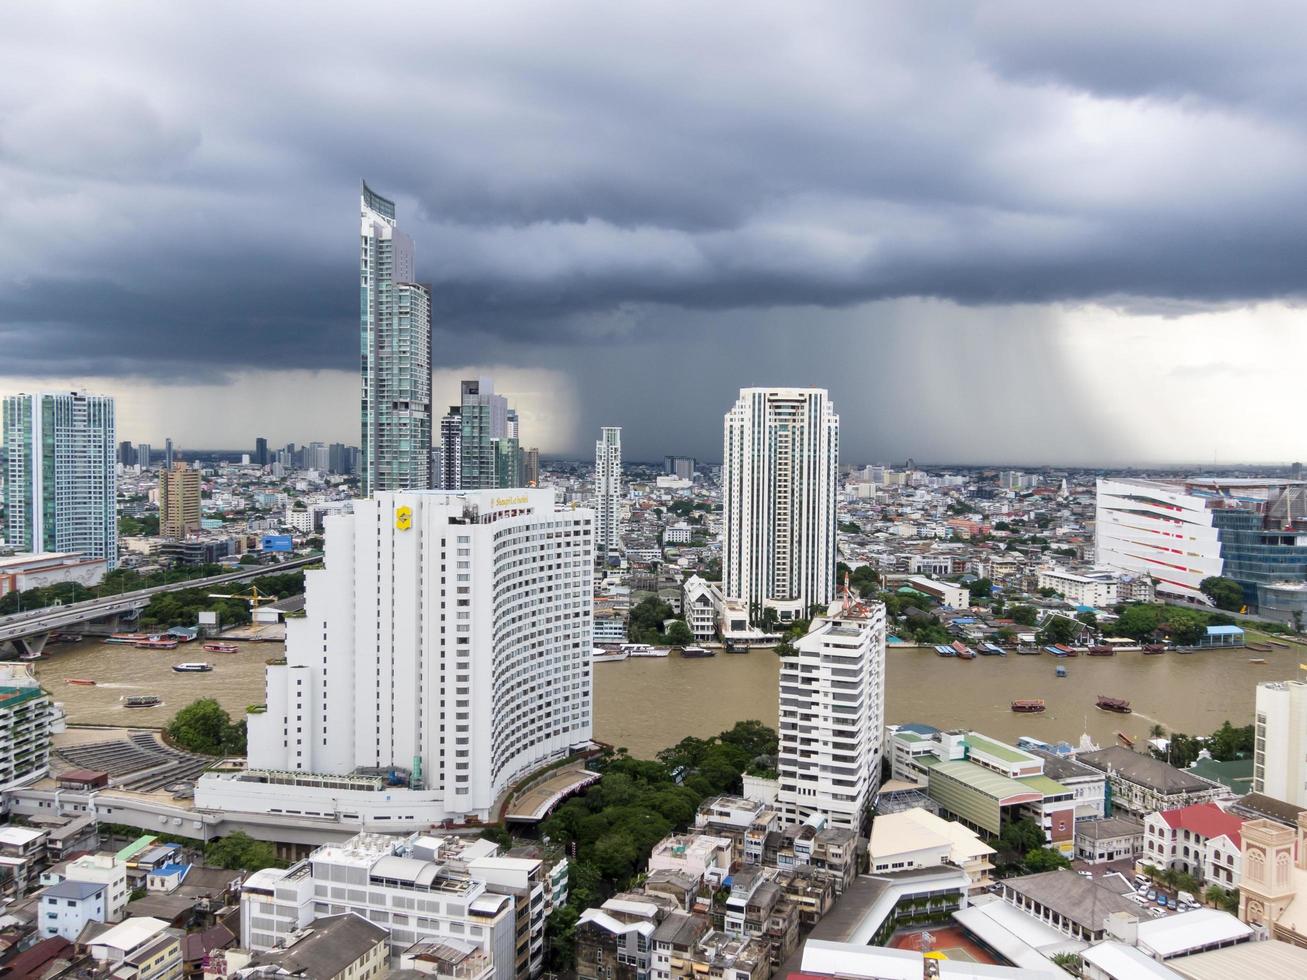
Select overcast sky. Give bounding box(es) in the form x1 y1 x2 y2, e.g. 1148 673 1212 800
3 2 1305 464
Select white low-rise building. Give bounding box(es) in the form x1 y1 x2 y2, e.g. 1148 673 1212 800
1037 567 1119 607
682 574 723 642
41 879 108 940
868 806 995 892
241 832 520 980
1143 803 1245 886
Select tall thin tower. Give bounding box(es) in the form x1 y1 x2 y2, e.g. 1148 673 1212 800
595 426 622 557
723 387 838 625
359 182 432 496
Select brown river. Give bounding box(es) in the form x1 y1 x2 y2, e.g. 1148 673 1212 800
29 636 1306 759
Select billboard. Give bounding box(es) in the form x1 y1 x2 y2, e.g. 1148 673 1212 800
261 534 294 553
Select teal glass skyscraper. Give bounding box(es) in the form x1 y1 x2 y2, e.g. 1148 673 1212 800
359 182 432 496
2 392 117 567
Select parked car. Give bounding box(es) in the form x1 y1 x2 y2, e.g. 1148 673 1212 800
1078 870 1092 879
1178 890 1196 907
1149 907 1166 918
1134 874 1150 886
1147 890 1157 901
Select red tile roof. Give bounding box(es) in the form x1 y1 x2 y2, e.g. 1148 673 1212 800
1159 802 1245 847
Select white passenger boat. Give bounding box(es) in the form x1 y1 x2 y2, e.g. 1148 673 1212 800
592 647 629 663
620 643 670 658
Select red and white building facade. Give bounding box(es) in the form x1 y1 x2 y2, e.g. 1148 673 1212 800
1144 802 1245 886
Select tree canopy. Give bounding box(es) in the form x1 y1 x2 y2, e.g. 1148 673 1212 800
1200 576 1246 612
166 699 246 755
205 831 283 872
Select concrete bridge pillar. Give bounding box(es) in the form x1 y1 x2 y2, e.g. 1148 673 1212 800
17 633 50 659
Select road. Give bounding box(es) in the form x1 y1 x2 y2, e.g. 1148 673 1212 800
0 555 322 644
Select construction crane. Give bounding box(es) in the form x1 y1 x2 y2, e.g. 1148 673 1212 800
207 584 279 608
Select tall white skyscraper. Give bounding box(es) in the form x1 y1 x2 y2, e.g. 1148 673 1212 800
240 488 593 824
360 182 432 496
1254 679 1307 807
776 597 886 832
723 387 838 625
595 426 622 556
2 392 117 567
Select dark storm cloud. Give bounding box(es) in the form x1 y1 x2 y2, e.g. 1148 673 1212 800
2 1 1307 458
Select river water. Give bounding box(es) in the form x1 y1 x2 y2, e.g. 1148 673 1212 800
591 643 1306 759
31 638 274 728
30 636 1305 760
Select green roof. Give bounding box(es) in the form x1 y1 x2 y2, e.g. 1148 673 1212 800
965 733 1036 766
1187 757 1255 793
929 760 1043 804
0 686 45 709
1017 774 1072 798
115 835 158 862
896 731 928 744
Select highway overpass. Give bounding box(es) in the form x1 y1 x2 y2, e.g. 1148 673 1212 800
0 555 321 657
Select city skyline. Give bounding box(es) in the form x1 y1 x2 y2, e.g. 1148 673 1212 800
5 4 1307 464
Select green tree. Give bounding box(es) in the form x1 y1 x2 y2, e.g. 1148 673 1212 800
544 905 579 973
1115 604 1165 640
1075 611 1098 629
666 620 694 646
1024 847 1072 873
628 596 675 643
1038 616 1081 646
592 832 640 883
1009 605 1038 627
1200 576 1246 612
1000 818 1046 855
166 699 245 755
967 578 993 600
205 831 283 872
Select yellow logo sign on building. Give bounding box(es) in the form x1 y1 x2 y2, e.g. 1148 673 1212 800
395 506 413 531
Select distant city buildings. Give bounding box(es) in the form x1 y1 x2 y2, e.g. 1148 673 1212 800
775 597 885 833
1096 476 1307 621
158 462 201 539
254 436 268 466
524 447 540 486
211 488 593 827
664 455 696 481
437 378 527 491
723 387 838 625
163 436 174 469
359 181 432 495
2 391 117 567
136 441 152 469
595 426 622 558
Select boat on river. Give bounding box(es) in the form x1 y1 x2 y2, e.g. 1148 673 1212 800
1056 663 1068 678
1011 699 1046 713
621 643 669 658
134 637 179 650
1249 657 1268 664
123 695 162 708
1096 695 1132 713
172 662 214 673
1143 644 1167 655
593 647 629 663
679 646 715 658
65 678 96 686
203 642 240 654
1088 646 1115 657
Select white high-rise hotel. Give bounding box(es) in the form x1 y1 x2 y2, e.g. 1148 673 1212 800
776 597 886 833
723 388 838 624
595 426 622 556
229 488 593 826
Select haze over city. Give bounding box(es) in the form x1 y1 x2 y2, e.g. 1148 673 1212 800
5 2 1307 462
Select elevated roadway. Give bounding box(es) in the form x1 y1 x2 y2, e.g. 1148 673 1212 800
0 555 321 656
